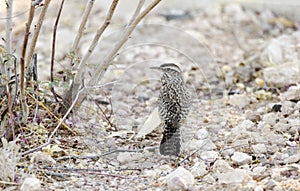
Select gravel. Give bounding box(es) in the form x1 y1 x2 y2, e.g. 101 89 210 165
3 1 300 190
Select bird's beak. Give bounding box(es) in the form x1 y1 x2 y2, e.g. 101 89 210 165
150 66 161 70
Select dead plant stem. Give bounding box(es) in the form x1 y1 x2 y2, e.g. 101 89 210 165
25 0 51 68
70 0 95 67
50 0 65 102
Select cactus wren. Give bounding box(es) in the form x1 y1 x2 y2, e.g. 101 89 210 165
151 63 191 156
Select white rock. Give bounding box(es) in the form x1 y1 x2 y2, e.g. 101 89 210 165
267 144 279 154
273 122 290 132
190 161 207 177
116 152 143 164
231 124 250 139
218 169 251 184
265 39 283 65
229 94 250 109
262 113 279 126
263 63 300 87
213 159 233 173
239 120 255 130
202 174 216 184
166 167 194 191
245 110 261 123
273 186 284 191
30 151 56 165
280 85 300 101
271 168 284 181
20 177 42 191
186 139 216 151
284 153 300 164
266 179 278 190
224 4 249 22
195 129 209 140
143 169 157 178
231 152 252 165
252 144 267 154
200 151 219 162
281 101 296 116
252 166 266 175
221 148 235 157
254 185 264 191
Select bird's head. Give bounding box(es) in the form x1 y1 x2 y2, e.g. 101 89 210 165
150 63 183 84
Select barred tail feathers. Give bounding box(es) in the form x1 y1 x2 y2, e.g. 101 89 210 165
159 123 181 156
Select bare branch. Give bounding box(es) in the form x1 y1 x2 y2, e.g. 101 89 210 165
88 0 162 85
69 0 161 110
5 0 13 77
70 0 95 66
51 0 65 102
25 0 51 68
20 2 36 123
73 0 119 88
127 0 145 27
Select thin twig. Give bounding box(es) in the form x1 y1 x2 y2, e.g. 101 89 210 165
21 84 86 156
70 0 95 67
0 180 18 185
50 0 65 102
95 99 114 128
26 93 77 135
5 85 15 139
41 166 126 178
25 0 51 68
55 147 156 161
12 55 18 110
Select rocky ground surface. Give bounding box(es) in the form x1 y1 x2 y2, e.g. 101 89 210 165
1 1 300 191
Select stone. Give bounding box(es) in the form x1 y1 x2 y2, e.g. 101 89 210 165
202 174 216 184
190 161 208 177
281 101 296 116
195 129 209 140
200 151 219 162
252 144 267 154
224 4 249 23
221 148 235 157
213 159 233 173
143 169 157 178
252 166 267 175
116 152 143 164
263 63 300 87
186 139 216 151
239 120 255 130
229 94 251 109
20 177 42 191
265 39 283 65
166 167 194 191
231 152 252 165
266 179 278 190
218 169 251 184
245 110 261 123
280 85 300 101
254 186 264 191
283 153 300 164
262 113 279 126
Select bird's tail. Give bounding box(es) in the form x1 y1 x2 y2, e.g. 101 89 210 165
159 123 181 156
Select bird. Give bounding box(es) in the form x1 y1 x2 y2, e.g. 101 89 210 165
151 63 191 156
